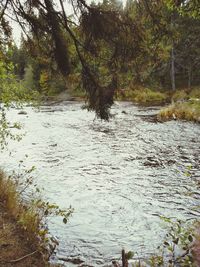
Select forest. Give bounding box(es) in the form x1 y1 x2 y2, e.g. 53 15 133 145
0 0 200 119
0 0 200 267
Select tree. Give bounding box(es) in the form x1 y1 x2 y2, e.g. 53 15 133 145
2 0 200 115
0 0 143 119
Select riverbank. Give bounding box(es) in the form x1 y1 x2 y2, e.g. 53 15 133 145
0 200 45 267
43 86 200 124
0 170 47 266
115 86 200 123
0 170 61 267
158 100 200 123
116 86 169 105
2 102 200 265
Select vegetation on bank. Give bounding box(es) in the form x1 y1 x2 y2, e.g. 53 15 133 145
0 0 200 266
115 85 200 124
1 0 200 119
158 88 200 123
158 101 200 123
115 86 168 105
0 169 72 266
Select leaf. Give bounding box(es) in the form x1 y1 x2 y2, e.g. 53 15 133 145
188 235 193 242
188 255 194 262
164 241 170 246
173 238 179 244
125 251 134 259
63 217 68 224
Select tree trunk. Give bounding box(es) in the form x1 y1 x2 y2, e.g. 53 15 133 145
170 12 176 91
171 45 176 91
188 67 192 90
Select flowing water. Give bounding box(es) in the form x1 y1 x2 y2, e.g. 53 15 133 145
1 101 200 266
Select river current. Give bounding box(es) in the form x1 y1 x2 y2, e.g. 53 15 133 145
1 101 200 266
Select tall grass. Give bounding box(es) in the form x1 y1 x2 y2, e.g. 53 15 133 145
116 86 168 105
0 170 43 248
158 101 200 122
0 169 73 262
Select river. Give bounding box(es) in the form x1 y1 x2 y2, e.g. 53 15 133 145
1 101 200 266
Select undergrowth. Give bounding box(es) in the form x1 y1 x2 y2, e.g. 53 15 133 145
116 86 168 105
114 218 198 267
0 168 73 262
158 101 200 122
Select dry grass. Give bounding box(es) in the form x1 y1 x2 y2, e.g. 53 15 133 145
189 87 200 99
133 89 166 104
0 171 41 245
0 170 70 267
158 101 200 122
172 90 188 102
0 170 48 266
117 86 168 105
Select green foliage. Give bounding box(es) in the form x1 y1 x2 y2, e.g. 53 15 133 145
127 217 196 267
122 87 167 105
23 64 36 90
156 217 196 266
47 75 66 96
70 87 86 98
39 70 49 95
148 255 164 267
0 55 39 149
0 110 22 150
165 0 200 18
1 0 200 117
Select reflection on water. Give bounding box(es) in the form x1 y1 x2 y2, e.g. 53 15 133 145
1 101 200 266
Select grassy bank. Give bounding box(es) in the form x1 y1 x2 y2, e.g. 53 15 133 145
158 101 200 122
67 85 168 105
116 85 200 123
116 86 169 105
0 170 70 266
0 170 48 266
158 88 200 123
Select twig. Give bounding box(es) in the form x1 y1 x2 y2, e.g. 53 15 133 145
0 250 38 264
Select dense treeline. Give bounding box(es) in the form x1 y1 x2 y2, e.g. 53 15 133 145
0 0 200 118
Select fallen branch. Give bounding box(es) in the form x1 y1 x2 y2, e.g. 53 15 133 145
0 250 38 264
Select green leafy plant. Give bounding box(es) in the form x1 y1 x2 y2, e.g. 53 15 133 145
155 217 196 267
